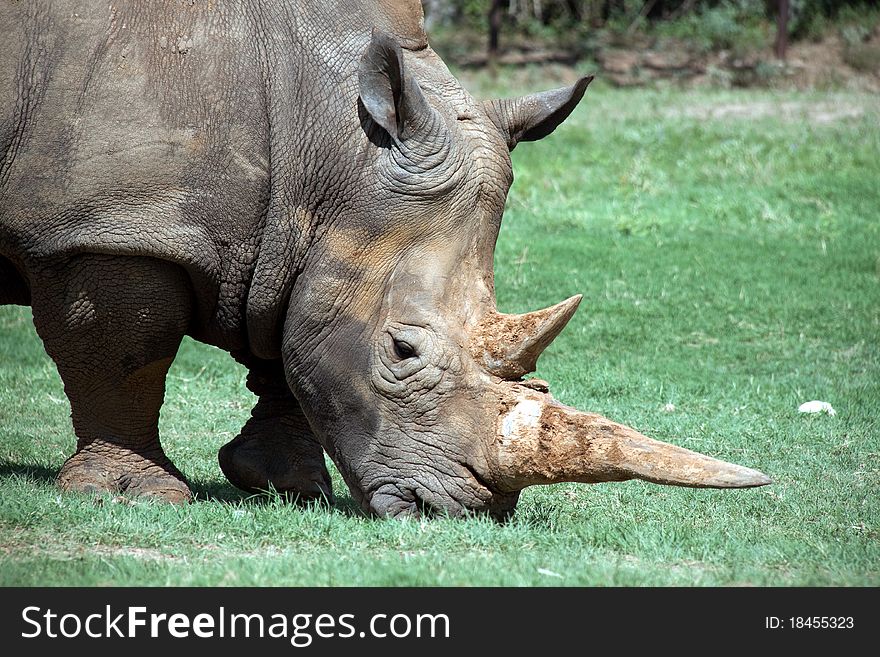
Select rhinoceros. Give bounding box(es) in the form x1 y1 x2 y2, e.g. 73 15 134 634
0 0 769 518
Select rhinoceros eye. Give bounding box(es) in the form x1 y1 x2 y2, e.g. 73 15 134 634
375 326 439 389
392 337 417 360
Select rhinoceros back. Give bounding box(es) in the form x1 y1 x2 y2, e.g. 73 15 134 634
0 1 270 271
0 0 427 347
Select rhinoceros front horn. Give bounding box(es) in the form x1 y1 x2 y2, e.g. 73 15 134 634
487 387 771 493
473 295 581 379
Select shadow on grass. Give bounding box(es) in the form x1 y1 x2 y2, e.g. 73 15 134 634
190 479 250 503
0 458 251 501
0 457 368 517
0 459 56 484
202 487 365 518
191 478 367 517
0 459 518 523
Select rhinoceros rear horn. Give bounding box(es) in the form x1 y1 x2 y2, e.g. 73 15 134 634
473 295 582 379
484 75 594 150
358 29 444 153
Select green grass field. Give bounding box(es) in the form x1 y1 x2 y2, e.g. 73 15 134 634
1 83 878 586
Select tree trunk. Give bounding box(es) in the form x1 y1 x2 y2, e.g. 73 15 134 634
489 0 503 62
775 0 790 60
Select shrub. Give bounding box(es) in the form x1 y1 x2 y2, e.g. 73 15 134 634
654 1 769 55
843 43 880 72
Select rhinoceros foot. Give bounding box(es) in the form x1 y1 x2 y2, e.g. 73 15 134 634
57 441 192 504
218 427 333 504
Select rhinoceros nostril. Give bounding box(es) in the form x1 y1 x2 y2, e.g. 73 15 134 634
461 461 495 496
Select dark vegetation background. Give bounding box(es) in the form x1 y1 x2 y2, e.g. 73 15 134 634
426 1 880 89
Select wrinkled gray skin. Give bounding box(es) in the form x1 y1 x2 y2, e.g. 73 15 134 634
1 1 770 519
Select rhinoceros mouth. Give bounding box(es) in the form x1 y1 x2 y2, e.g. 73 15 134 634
365 482 451 519
360 460 518 519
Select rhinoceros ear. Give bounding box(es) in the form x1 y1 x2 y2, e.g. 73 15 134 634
483 75 594 150
358 29 435 144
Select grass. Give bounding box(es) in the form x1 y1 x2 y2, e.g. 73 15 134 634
2 82 879 586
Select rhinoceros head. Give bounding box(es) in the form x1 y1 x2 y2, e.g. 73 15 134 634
280 31 770 518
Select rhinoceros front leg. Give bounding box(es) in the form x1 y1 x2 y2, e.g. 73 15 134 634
30 254 192 503
218 356 333 503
